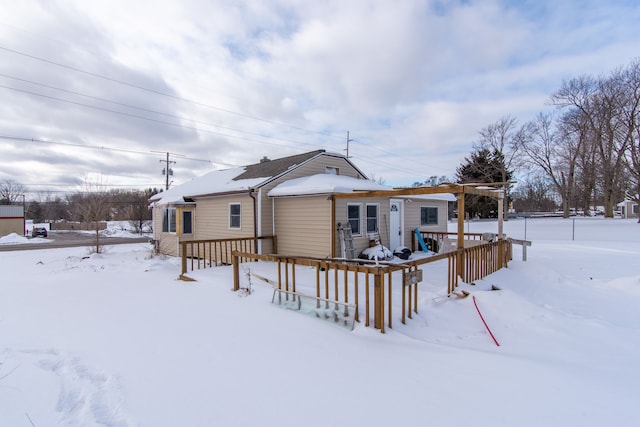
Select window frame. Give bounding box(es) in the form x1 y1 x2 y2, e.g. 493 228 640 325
347 203 362 236
325 166 339 175
182 210 193 234
229 203 241 229
365 203 379 234
420 206 438 226
162 207 177 233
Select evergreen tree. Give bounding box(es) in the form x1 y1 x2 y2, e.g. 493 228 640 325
456 148 513 218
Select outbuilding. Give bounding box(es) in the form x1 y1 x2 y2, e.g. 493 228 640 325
0 205 25 237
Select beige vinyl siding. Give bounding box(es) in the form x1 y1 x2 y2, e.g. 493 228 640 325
258 154 366 238
152 207 179 256
335 197 390 257
158 235 179 256
404 200 449 246
194 194 255 239
273 196 331 258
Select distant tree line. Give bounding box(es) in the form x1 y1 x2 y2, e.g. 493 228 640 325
1 179 159 234
450 58 639 219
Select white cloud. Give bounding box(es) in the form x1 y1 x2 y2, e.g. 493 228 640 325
0 0 639 192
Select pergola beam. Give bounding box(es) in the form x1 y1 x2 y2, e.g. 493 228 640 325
333 182 509 200
333 185 462 199
333 182 509 281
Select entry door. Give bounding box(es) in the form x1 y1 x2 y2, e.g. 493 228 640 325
389 199 403 250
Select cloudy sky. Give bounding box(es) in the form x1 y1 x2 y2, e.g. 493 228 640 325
1 0 638 195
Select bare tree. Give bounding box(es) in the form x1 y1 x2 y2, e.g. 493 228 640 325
126 189 156 234
475 115 525 218
412 175 451 187
617 59 640 221
73 177 112 253
552 74 630 217
0 180 26 204
567 111 598 215
511 174 557 212
522 113 572 217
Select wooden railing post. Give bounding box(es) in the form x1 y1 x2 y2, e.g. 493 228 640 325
181 241 187 275
374 269 382 330
232 250 239 291
456 249 464 290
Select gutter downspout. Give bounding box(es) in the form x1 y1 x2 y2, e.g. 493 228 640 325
249 189 258 238
330 195 336 258
22 194 26 236
272 197 276 240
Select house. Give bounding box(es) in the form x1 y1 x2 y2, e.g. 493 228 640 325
149 150 453 258
0 205 25 237
617 198 639 218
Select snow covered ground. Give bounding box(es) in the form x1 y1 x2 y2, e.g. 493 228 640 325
0 217 638 426
0 221 150 246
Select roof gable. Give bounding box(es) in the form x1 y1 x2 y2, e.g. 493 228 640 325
233 150 326 181
149 167 265 205
150 149 347 204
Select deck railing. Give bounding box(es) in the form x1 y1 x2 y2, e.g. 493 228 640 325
407 239 511 293
411 230 485 252
180 236 276 275
231 252 420 333
230 238 512 333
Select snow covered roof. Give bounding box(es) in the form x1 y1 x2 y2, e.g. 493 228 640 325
150 150 341 205
268 174 390 197
150 168 267 205
617 199 638 207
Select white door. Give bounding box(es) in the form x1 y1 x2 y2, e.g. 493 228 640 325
389 199 403 250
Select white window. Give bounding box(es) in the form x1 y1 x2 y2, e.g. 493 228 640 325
347 203 361 235
162 207 176 233
366 204 379 234
325 166 339 175
420 206 438 226
229 203 241 229
182 211 193 234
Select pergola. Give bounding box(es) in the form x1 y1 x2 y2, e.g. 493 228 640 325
333 182 509 250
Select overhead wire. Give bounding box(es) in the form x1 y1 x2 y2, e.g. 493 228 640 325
0 135 238 167
0 72 332 149
0 44 455 184
0 84 326 151
0 45 346 141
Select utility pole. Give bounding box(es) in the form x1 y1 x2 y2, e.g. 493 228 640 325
346 131 353 159
160 152 176 190
22 193 26 236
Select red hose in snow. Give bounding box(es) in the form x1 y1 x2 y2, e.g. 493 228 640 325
472 295 500 347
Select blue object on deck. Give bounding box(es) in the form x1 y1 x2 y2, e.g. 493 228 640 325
415 228 429 253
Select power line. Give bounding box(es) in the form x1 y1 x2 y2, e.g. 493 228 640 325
0 72 332 148
18 183 164 189
0 135 153 156
0 47 459 184
0 84 326 152
0 135 236 167
0 44 345 141
347 136 459 178
1 46 437 180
